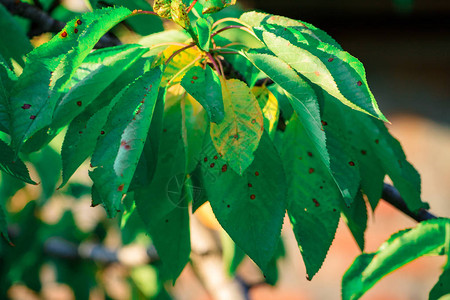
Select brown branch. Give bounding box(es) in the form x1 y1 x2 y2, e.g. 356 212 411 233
381 183 437 222
0 0 121 48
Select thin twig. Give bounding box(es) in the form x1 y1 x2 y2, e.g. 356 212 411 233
211 25 255 38
186 0 198 14
205 52 222 76
381 183 437 222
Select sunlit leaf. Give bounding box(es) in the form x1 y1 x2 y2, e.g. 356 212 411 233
210 79 263 175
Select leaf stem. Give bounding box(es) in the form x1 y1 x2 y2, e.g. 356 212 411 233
165 43 196 65
212 17 251 29
205 52 222 77
186 0 198 14
151 42 190 49
210 25 255 39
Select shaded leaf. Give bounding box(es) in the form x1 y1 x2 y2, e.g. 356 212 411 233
341 190 367 251
90 67 163 217
210 79 263 175
0 139 36 184
60 57 155 188
429 259 450 300
342 219 450 300
0 57 17 133
282 114 341 279
135 91 190 281
194 18 212 51
251 86 279 138
0 5 33 67
181 65 224 123
200 132 287 273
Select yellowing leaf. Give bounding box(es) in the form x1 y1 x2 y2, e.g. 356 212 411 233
161 45 202 86
210 79 263 175
252 86 279 137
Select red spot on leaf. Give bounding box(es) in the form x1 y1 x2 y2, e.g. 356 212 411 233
210 163 215 168
191 80 194 84
250 194 256 200
320 186 323 189
248 183 252 187
349 161 355 166
89 163 93 168
61 31 68 38
76 101 82 106
163 129 167 132
307 152 313 157
204 157 208 162
309 168 314 174
375 139 379 144
328 57 334 62
313 198 320 207
21 104 31 109
314 71 320 76
79 131 82 134
76 19 82 25
361 150 367 155
357 81 362 86
118 184 124 191
193 76 198 80
333 208 337 212
251 119 256 124
30 115 36 120
74 28 78 33
101 131 105 135
255 171 259 176
321 120 327 126
227 204 230 208
214 155 218 160
121 141 131 150
298 157 303 160
221 164 227 172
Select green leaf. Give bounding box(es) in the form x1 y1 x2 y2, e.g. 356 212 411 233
194 18 212 51
0 200 12 246
240 11 342 49
281 114 341 279
430 259 450 300
245 50 329 168
181 65 224 123
199 0 236 14
51 44 149 130
89 66 163 217
183 93 208 173
0 5 33 68
0 57 17 133
251 24 387 122
9 7 134 152
135 94 190 281
200 132 287 273
342 218 450 300
210 79 263 175
0 139 36 184
341 190 367 251
139 29 190 55
28 145 61 203
60 57 155 188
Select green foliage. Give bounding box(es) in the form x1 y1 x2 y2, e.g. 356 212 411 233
0 1 443 299
342 219 450 300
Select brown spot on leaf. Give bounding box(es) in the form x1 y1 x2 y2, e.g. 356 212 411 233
118 184 124 191
76 19 82 25
357 81 362 86
248 183 252 187
312 199 320 207
61 31 68 38
30 115 36 120
349 161 355 166
309 168 314 174
255 171 259 176
328 57 334 62
74 28 78 33
307 152 313 157
361 150 367 155
250 194 256 200
210 163 215 168
21 104 31 109
101 131 105 135
76 101 82 106
221 164 227 172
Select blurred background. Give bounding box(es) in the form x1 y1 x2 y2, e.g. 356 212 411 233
1 0 449 299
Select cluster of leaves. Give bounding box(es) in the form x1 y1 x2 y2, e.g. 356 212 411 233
0 0 448 299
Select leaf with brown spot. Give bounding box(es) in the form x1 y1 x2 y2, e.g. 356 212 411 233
210 79 263 175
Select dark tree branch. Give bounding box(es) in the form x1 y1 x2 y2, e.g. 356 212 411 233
0 0 121 48
381 183 437 222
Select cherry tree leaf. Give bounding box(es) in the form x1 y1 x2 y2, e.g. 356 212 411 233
210 79 263 175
